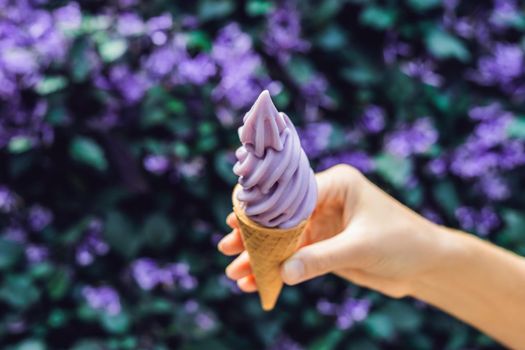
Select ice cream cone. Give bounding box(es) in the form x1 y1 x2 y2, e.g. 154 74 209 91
232 184 307 311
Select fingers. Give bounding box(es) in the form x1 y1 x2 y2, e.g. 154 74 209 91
226 212 239 229
281 233 361 285
237 275 257 293
225 251 257 292
225 251 252 280
218 228 244 256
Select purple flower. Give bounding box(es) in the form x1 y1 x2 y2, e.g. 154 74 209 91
478 174 510 201
360 105 386 134
401 59 443 87
456 206 500 236
385 118 438 157
109 65 150 103
76 219 109 266
195 312 216 331
26 244 49 263
421 208 444 224
317 296 371 330
143 155 170 175
177 157 205 178
472 44 523 86
316 299 337 315
53 2 82 32
3 225 27 243
426 157 447 177
28 204 53 231
131 258 198 290
264 6 310 63
298 122 332 158
318 151 375 173
212 23 268 109
143 45 182 78
1 48 38 76
490 0 521 29
146 13 173 34
0 186 17 213
117 13 144 37
82 285 121 315
131 258 159 290
383 32 411 64
177 53 217 86
500 140 525 169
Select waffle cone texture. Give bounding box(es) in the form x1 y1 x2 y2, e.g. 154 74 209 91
232 185 307 311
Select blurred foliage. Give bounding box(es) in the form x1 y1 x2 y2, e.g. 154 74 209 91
1 0 524 349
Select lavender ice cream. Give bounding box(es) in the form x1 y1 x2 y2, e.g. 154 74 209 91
233 90 317 228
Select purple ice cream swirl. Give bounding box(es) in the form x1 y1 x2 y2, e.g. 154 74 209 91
233 90 317 228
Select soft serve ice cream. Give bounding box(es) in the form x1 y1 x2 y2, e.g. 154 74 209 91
233 90 317 228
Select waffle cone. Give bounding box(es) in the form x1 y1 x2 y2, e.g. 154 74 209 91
232 185 307 311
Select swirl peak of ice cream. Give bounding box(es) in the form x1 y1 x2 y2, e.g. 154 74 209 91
233 90 317 228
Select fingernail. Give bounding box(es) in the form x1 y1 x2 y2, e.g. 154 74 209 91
283 259 304 284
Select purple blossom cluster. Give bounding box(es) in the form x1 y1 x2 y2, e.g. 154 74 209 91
317 296 372 330
82 285 121 315
455 206 501 236
385 118 438 157
183 299 218 334
0 1 78 148
76 218 109 266
131 258 197 291
264 6 310 63
449 104 525 203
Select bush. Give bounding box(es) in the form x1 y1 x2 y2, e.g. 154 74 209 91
1 0 524 349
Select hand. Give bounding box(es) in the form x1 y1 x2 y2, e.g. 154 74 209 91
218 164 451 298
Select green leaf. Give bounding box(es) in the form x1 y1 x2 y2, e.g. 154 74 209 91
0 239 23 270
8 136 34 154
246 0 274 16
374 153 413 187
198 0 235 21
507 116 525 139
360 6 398 30
425 29 470 62
0 275 40 308
364 313 395 340
432 180 459 217
497 210 525 249
406 0 440 12
13 339 46 350
341 66 380 85
381 301 422 332
35 76 67 95
70 39 93 83
70 136 108 171
214 151 237 185
98 39 127 62
103 211 142 258
315 25 346 51
47 268 71 300
100 311 130 334
287 57 315 84
141 214 175 249
186 31 212 52
308 329 344 350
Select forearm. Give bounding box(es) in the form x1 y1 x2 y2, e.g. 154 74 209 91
411 227 525 349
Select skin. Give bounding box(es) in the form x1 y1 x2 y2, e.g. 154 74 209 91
218 164 525 349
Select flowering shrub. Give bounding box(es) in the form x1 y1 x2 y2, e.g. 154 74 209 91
1 0 525 349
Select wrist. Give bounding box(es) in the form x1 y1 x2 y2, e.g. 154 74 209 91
408 225 470 298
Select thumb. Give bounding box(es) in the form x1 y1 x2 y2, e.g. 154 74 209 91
281 234 355 285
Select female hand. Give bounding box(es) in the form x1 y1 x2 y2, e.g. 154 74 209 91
218 164 451 298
